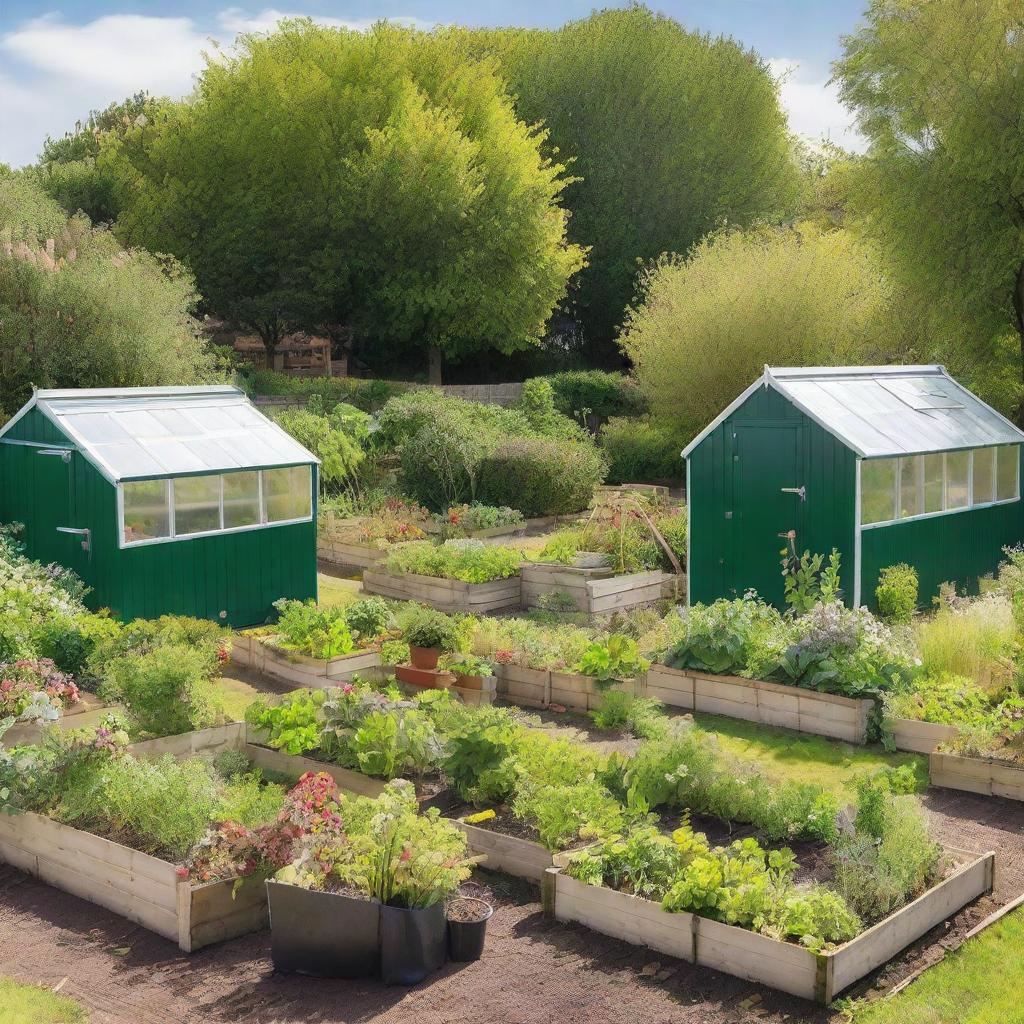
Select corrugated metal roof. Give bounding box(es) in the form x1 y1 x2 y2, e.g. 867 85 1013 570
2 386 318 483
683 366 1024 459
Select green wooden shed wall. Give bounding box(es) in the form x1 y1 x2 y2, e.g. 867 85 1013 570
0 389 317 626
685 367 1024 611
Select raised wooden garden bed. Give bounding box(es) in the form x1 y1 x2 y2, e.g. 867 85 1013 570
492 664 635 712
930 751 1024 800
4 692 124 747
521 563 675 615
549 671 637 713
317 536 389 569
0 809 267 952
885 717 960 755
645 664 875 744
543 848 994 1004
495 664 551 708
231 632 381 687
452 819 579 882
128 722 248 760
362 569 522 613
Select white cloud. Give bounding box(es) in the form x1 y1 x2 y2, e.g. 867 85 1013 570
0 9 431 168
768 58 866 153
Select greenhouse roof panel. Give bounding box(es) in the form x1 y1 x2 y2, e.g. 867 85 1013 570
25 386 318 483
770 366 1024 458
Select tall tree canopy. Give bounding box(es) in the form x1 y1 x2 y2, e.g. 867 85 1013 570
107 21 585 381
0 175 216 415
619 225 920 440
835 0 1024 417
455 6 801 354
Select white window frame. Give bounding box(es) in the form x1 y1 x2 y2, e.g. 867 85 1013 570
117 466 313 549
860 445 1019 531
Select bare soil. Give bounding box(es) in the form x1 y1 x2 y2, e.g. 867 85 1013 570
1 787 1021 1024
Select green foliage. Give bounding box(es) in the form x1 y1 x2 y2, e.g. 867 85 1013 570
884 672 996 729
543 370 646 426
214 770 286 829
443 719 520 803
109 22 584 372
600 417 683 483
272 599 357 660
589 691 667 739
455 6 800 349
246 690 324 755
99 644 223 738
273 408 364 492
245 370 410 411
475 436 607 517
512 778 630 853
783 549 843 613
835 0 1024 416
384 540 522 583
620 225 916 441
514 377 591 443
876 564 919 623
441 503 524 534
350 709 442 779
576 635 650 686
0 175 218 413
342 598 393 642
401 606 461 652
915 594 1017 686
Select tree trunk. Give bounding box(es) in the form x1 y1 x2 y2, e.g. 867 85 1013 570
428 344 443 385
1014 261 1024 425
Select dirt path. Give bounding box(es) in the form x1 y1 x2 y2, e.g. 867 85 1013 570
2 787 1023 1024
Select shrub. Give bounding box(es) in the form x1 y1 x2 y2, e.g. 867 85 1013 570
915 594 1017 687
273 408 364 491
543 370 646 425
600 417 682 483
441 503 524 534
875 563 918 623
402 606 461 652
589 692 667 739
514 377 592 443
476 436 606 516
384 539 521 583
342 598 393 642
243 370 410 411
99 644 224 737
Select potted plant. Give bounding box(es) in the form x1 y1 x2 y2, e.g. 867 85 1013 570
443 654 494 690
360 780 479 985
263 773 382 978
403 607 459 670
446 895 493 962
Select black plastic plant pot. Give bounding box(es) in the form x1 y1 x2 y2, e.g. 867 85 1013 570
379 901 447 985
446 897 493 962
266 879 380 979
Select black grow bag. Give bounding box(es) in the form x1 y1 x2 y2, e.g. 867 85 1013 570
447 898 493 962
380 901 447 985
267 879 380 978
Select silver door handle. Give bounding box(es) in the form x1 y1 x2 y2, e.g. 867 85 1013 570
781 486 806 501
56 527 90 554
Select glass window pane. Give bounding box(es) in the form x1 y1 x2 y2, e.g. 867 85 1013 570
223 471 261 529
945 450 969 510
898 456 921 519
122 480 169 543
263 466 312 523
973 447 996 504
174 475 222 536
861 458 897 525
997 445 1019 501
923 453 944 513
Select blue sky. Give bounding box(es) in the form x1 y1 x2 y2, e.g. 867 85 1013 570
0 2 868 168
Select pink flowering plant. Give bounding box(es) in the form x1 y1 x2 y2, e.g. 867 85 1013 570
0 658 80 722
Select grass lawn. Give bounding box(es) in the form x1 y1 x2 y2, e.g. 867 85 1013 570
317 572 362 608
691 712 927 802
848 908 1024 1023
0 979 86 1024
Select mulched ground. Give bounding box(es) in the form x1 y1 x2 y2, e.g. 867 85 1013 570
1 786 1022 1024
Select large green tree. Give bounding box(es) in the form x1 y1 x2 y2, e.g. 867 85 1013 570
619 224 921 440
107 21 585 381
0 175 217 414
454 6 801 354
835 0 1024 418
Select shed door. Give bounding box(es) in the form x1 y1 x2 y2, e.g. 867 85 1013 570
31 449 88 578
730 423 804 608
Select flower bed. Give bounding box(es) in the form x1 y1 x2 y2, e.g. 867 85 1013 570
363 570 522 613
543 848 994 1004
0 809 268 951
645 664 875 744
231 633 382 687
4 691 123 747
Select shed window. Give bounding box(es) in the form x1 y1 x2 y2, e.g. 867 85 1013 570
862 445 1020 529
997 445 1019 501
119 465 312 546
122 480 170 543
263 466 312 523
223 471 261 529
174 475 222 536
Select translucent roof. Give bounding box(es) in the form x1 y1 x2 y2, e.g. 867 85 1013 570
684 366 1024 459
22 386 317 483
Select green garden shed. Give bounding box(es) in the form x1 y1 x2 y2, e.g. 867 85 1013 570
0 386 318 625
683 365 1024 610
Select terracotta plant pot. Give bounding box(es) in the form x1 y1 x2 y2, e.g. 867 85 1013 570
396 665 454 689
409 645 441 670
452 673 484 690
